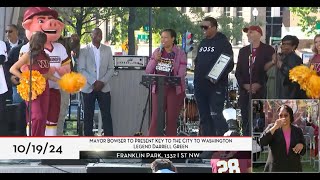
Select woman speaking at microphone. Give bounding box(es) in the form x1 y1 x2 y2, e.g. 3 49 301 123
146 29 187 136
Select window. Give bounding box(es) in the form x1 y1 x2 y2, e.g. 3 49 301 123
266 7 284 19
280 7 284 16
236 7 243 17
181 7 186 13
224 7 230 16
207 7 213 13
266 7 284 44
266 7 271 17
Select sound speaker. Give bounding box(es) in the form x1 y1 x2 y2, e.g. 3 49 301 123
110 70 150 136
5 103 26 136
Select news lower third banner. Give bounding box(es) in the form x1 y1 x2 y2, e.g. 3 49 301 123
0 137 252 159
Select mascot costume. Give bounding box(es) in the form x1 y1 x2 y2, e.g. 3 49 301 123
20 7 71 136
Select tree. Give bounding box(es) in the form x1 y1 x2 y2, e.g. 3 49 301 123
232 16 246 43
289 7 320 36
217 15 233 41
216 15 246 44
53 7 125 43
128 7 136 55
53 7 208 53
116 7 205 54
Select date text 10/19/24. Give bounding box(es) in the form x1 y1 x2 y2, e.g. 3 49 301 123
13 142 62 154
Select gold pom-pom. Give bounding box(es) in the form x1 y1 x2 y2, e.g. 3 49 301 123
289 65 320 98
305 74 320 99
289 65 314 89
17 70 46 101
58 72 86 94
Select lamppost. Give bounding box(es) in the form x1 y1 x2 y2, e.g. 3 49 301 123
252 8 258 24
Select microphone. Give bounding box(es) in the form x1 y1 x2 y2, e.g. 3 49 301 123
159 44 163 53
274 43 279 53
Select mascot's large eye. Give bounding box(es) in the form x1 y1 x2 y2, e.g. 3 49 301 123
38 20 44 24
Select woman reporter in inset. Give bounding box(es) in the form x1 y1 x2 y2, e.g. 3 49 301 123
259 104 306 172
145 29 187 136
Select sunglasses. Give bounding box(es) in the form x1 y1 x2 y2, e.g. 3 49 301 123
5 30 13 33
279 114 289 118
200 25 210 30
280 42 292 46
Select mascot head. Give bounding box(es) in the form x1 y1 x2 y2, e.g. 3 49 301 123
22 7 64 47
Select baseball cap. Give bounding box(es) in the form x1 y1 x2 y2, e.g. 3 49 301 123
23 7 58 22
243 25 263 36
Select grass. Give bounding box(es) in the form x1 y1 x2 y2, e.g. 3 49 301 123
253 162 318 172
253 150 319 172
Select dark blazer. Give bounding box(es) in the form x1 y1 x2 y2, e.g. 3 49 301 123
278 52 307 99
260 123 306 172
235 42 274 98
5 40 23 53
4 41 25 88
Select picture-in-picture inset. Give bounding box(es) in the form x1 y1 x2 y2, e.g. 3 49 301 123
252 99 319 173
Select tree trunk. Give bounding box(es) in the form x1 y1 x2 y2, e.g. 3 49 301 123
128 7 136 55
75 7 84 41
76 19 82 41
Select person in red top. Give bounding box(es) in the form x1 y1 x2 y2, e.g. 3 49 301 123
10 31 59 136
145 29 187 136
309 34 320 75
211 151 252 173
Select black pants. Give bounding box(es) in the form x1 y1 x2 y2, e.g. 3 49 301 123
0 93 8 136
5 87 12 103
82 91 113 136
239 90 264 136
194 85 228 136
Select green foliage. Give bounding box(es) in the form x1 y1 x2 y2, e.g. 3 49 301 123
289 7 320 36
53 7 125 44
153 33 161 45
232 16 247 42
53 7 207 48
216 15 247 43
217 15 233 40
113 7 205 49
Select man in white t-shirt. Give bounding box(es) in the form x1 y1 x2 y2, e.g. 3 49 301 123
0 40 9 135
20 7 71 136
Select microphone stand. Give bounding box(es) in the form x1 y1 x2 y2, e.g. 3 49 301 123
274 45 278 98
28 52 33 137
247 42 253 136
